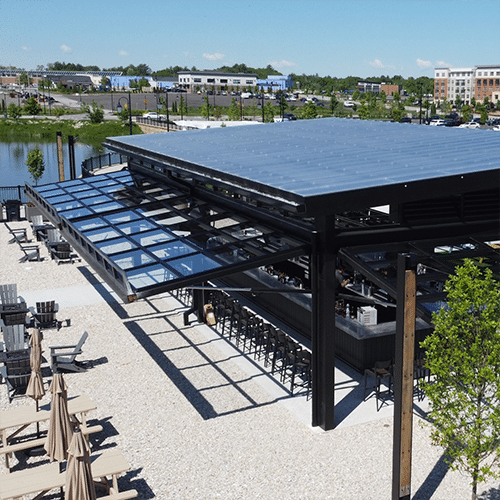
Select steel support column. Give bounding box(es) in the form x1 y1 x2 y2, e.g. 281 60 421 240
311 215 336 430
392 254 416 500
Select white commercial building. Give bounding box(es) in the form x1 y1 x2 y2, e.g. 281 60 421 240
177 71 257 91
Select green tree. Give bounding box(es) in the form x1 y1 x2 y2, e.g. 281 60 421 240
100 77 110 89
228 98 241 121
178 95 187 118
393 91 401 104
471 97 476 110
329 94 339 115
7 103 22 120
462 105 471 123
19 72 31 86
455 95 463 111
24 97 42 116
301 101 318 119
201 96 212 119
263 101 275 123
26 147 45 185
137 77 150 91
81 100 104 123
352 89 360 101
480 105 488 125
379 90 387 104
421 259 500 500
430 103 437 116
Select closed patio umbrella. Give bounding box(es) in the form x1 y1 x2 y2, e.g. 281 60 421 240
26 328 45 404
25 328 45 437
65 427 96 500
44 372 74 463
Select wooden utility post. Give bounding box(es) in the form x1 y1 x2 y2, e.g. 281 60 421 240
392 254 416 500
56 131 64 182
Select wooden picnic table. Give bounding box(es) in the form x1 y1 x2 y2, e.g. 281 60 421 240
0 447 131 500
0 394 96 450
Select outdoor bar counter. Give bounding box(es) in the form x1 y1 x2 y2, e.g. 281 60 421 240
221 267 433 372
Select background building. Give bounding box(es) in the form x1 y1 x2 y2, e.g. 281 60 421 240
434 64 500 105
177 71 257 91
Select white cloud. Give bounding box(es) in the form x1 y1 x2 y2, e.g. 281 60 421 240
436 60 451 68
417 58 432 68
369 59 385 68
203 52 224 61
22 45 31 52
269 60 296 69
60 44 72 53
119 50 129 57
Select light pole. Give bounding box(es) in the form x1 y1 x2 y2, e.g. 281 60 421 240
116 92 133 135
418 82 423 125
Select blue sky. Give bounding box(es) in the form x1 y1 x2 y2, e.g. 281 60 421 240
1 0 499 78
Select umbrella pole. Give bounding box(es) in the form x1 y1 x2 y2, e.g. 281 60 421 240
36 400 40 438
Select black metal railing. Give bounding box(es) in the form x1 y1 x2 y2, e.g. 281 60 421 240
0 186 28 204
81 153 128 177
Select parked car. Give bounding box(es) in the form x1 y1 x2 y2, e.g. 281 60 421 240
459 122 480 129
492 124 500 131
400 117 412 123
283 113 297 121
143 112 159 119
429 119 445 126
444 119 461 127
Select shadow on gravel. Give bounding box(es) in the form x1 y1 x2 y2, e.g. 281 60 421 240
479 487 500 500
412 449 453 500
122 468 155 499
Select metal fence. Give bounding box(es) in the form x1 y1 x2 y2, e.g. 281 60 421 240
0 186 28 204
81 152 128 177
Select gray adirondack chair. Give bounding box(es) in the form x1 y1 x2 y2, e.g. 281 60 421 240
49 331 89 373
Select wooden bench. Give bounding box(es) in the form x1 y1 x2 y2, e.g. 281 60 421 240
100 491 138 500
0 447 131 500
0 424 103 472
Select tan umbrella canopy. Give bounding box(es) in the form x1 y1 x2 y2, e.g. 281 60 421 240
65 427 97 500
44 372 74 463
26 328 45 405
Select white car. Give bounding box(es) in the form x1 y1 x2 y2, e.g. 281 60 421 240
429 119 445 126
492 124 500 131
459 122 480 129
143 112 159 119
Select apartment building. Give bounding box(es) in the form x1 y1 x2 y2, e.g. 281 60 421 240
434 64 500 105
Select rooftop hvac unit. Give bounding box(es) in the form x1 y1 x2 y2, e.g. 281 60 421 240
357 306 378 326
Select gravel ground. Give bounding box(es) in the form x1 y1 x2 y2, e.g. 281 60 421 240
1 219 499 499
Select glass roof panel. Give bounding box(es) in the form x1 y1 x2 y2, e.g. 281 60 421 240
149 240 197 260
85 227 121 243
77 189 104 199
81 195 113 206
100 184 126 194
103 210 141 224
130 229 175 246
65 184 94 194
110 250 155 270
168 253 221 276
73 217 107 232
53 200 83 212
95 237 137 255
88 178 119 187
44 189 67 198
117 219 157 235
93 201 124 213
126 264 178 289
48 194 74 205
60 207 93 220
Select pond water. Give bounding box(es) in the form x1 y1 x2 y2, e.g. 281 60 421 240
0 141 102 187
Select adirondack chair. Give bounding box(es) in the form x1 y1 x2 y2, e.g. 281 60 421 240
0 354 31 402
49 331 89 373
0 284 25 308
0 322 29 352
30 300 61 330
19 243 41 263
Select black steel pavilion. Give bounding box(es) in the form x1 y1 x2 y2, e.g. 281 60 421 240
26 118 500 431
